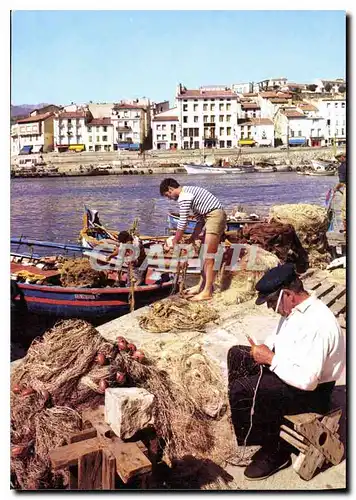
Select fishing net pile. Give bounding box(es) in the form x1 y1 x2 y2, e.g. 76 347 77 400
269 204 331 268
139 296 219 333
11 319 238 490
59 258 108 287
214 246 280 306
227 221 309 274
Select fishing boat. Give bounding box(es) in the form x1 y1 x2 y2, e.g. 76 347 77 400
167 211 260 234
183 163 253 174
311 159 336 171
10 250 174 320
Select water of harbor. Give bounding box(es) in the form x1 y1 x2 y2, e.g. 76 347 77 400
10 171 337 360
11 172 336 244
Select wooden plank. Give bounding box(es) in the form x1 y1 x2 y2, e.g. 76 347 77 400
280 430 309 454
320 285 345 308
293 444 325 481
280 424 308 444
108 438 152 484
67 428 97 444
82 406 114 439
304 280 322 291
330 295 347 316
78 450 102 490
102 450 116 490
49 437 101 470
284 413 321 427
314 282 336 299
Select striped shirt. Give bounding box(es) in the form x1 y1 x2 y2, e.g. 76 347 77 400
177 185 223 230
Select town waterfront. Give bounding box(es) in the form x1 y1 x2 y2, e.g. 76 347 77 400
11 172 336 244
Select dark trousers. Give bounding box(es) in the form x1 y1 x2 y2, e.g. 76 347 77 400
228 346 335 450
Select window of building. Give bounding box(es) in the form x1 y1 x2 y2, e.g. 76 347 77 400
183 116 188 123
227 98 231 101
183 104 188 112
336 120 339 126
327 119 331 125
210 104 215 111
227 140 232 147
183 128 188 137
88 136 92 142
68 119 72 124
341 128 345 135
119 133 123 139
226 127 232 136
194 116 198 123
210 116 215 123
219 140 225 148
157 124 161 130
226 103 231 111
96 136 100 142
341 102 345 108
194 141 200 149
162 135 167 140
157 134 161 140
103 126 107 132
102 136 108 142
219 127 224 135
203 115 208 123
335 103 338 108
219 103 224 111
336 128 339 135
226 115 231 122
171 124 176 131
162 124 166 130
290 130 295 137
183 141 189 149
219 115 224 122
203 104 208 111
298 131 302 137
183 99 187 102
193 104 198 111
89 146 93 151
194 128 199 137
327 103 330 108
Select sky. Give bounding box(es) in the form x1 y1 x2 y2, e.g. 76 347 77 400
11 9 346 106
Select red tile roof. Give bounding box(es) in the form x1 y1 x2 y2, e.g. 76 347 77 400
269 98 290 104
259 92 278 98
177 89 236 99
57 111 87 119
17 112 54 124
282 109 305 118
114 103 144 110
241 103 260 109
298 103 318 112
239 118 273 126
242 93 258 97
88 117 112 126
152 116 179 122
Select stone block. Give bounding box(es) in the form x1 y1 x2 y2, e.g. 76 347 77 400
105 387 155 439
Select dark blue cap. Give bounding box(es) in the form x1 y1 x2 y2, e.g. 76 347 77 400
255 263 297 305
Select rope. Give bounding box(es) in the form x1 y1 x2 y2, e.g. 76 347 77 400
128 263 135 312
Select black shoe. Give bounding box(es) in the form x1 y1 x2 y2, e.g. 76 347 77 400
244 448 292 481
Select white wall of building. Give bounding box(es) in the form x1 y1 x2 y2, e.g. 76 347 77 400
313 98 346 145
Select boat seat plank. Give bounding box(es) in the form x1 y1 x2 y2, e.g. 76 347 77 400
329 295 347 316
10 262 60 279
314 282 336 299
320 285 345 308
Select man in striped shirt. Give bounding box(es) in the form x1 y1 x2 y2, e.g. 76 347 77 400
160 178 227 301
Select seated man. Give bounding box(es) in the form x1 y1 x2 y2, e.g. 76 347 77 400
227 263 345 480
106 231 147 286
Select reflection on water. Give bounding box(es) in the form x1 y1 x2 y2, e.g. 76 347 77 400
11 172 335 244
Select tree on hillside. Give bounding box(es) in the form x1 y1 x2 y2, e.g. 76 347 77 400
307 84 317 92
338 84 346 93
324 83 332 92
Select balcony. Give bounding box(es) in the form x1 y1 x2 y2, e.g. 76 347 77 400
117 126 132 132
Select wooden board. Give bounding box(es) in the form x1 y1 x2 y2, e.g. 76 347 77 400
102 450 116 490
330 295 347 316
49 437 100 470
284 413 321 427
108 438 152 484
320 285 345 308
67 428 97 444
314 282 337 299
78 450 102 490
293 443 326 481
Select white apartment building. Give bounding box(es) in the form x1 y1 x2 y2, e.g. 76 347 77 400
311 98 346 147
152 108 179 150
231 82 253 94
237 118 274 147
11 110 56 156
86 118 114 152
53 108 90 152
176 84 239 149
111 103 150 149
238 101 262 120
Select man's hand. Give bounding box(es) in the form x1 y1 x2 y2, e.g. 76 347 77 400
250 344 274 366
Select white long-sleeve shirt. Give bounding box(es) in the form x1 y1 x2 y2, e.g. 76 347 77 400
264 294 345 391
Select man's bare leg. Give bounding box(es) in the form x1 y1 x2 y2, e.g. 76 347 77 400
190 233 220 301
